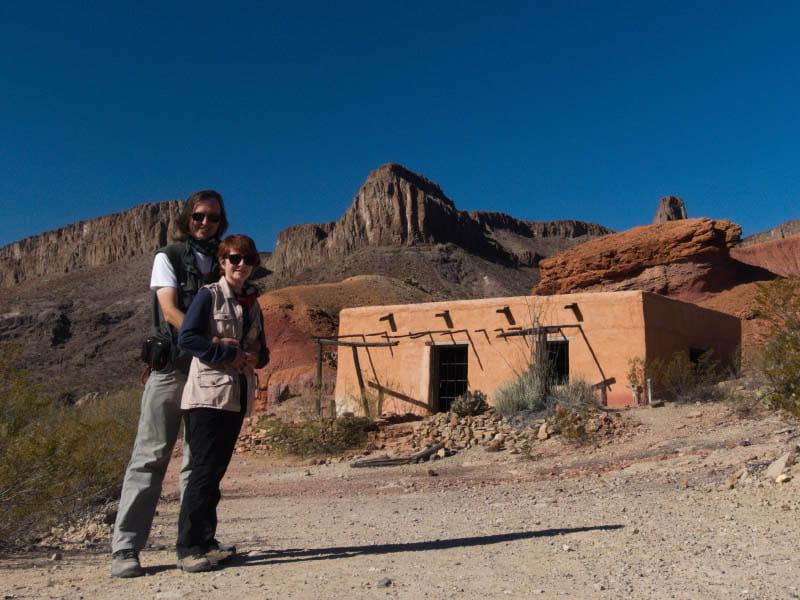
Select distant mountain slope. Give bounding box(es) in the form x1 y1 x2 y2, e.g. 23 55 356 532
740 219 800 246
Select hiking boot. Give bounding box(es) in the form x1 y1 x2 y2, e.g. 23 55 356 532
111 549 144 578
205 540 236 565
176 554 214 573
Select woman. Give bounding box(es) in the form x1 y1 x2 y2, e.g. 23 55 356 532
175 234 269 572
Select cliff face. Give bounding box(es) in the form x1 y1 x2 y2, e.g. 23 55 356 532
268 163 612 279
0 201 182 288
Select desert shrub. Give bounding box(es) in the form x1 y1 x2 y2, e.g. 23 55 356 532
451 390 488 417
494 358 553 416
548 379 599 443
0 346 51 444
0 346 139 549
494 352 599 418
256 414 377 457
628 350 725 403
550 405 587 442
753 279 800 417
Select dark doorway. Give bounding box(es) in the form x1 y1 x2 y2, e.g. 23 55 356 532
689 347 709 365
546 340 569 384
433 345 468 412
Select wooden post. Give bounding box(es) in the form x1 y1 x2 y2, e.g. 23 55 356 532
377 386 385 417
351 346 369 418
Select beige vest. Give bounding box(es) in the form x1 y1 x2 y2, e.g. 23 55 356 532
181 277 263 414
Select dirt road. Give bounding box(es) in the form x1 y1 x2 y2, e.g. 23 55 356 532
2 403 799 599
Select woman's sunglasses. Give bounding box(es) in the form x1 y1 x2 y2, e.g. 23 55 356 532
191 212 222 223
225 254 258 266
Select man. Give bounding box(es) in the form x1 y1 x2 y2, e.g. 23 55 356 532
111 190 233 577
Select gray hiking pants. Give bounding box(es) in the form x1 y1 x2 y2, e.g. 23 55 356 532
112 368 191 553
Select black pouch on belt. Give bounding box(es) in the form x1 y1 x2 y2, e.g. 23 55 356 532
140 336 172 371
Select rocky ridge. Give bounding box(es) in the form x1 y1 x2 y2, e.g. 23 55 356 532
0 201 182 288
266 163 611 283
739 218 800 246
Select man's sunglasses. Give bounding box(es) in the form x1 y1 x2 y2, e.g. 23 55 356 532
225 254 259 266
191 212 222 223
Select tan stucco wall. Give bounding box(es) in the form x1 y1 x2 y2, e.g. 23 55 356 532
334 291 656 414
333 291 741 414
642 293 742 369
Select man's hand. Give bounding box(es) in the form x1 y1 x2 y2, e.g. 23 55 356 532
213 337 240 347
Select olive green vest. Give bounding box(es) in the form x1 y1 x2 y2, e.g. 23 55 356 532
151 241 220 370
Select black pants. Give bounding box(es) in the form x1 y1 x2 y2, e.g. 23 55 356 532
176 384 245 558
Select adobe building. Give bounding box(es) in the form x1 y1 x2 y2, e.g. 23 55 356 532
332 291 741 414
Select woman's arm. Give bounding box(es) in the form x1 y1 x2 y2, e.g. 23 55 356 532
177 288 238 364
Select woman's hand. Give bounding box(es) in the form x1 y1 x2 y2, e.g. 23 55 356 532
230 348 258 372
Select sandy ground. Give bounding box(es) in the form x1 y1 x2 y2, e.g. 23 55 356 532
2 402 800 600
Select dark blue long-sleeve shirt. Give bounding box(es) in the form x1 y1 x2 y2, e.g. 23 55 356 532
177 287 269 367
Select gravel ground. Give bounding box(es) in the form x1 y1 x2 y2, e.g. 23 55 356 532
2 403 799 600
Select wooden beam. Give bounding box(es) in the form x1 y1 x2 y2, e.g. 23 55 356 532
313 338 398 348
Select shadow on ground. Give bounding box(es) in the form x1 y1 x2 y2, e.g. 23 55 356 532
233 525 624 567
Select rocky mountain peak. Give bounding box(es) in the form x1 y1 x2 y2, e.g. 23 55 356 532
268 164 611 282
364 163 455 208
653 195 688 224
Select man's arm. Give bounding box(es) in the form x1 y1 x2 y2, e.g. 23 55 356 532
156 287 185 329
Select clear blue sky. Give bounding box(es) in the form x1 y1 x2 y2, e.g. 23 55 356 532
1 1 798 250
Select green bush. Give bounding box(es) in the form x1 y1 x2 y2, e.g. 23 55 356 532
450 390 488 417
0 345 139 549
256 415 377 457
754 279 800 417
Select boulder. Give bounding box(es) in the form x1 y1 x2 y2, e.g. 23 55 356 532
653 195 688 224
535 218 742 301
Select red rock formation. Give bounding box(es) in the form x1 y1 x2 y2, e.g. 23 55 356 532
535 218 742 301
731 235 800 278
0 201 182 288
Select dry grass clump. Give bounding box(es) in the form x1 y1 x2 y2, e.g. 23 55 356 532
254 414 377 457
494 358 600 420
0 345 138 550
494 359 553 416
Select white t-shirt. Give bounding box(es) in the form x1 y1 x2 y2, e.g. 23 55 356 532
150 251 214 290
